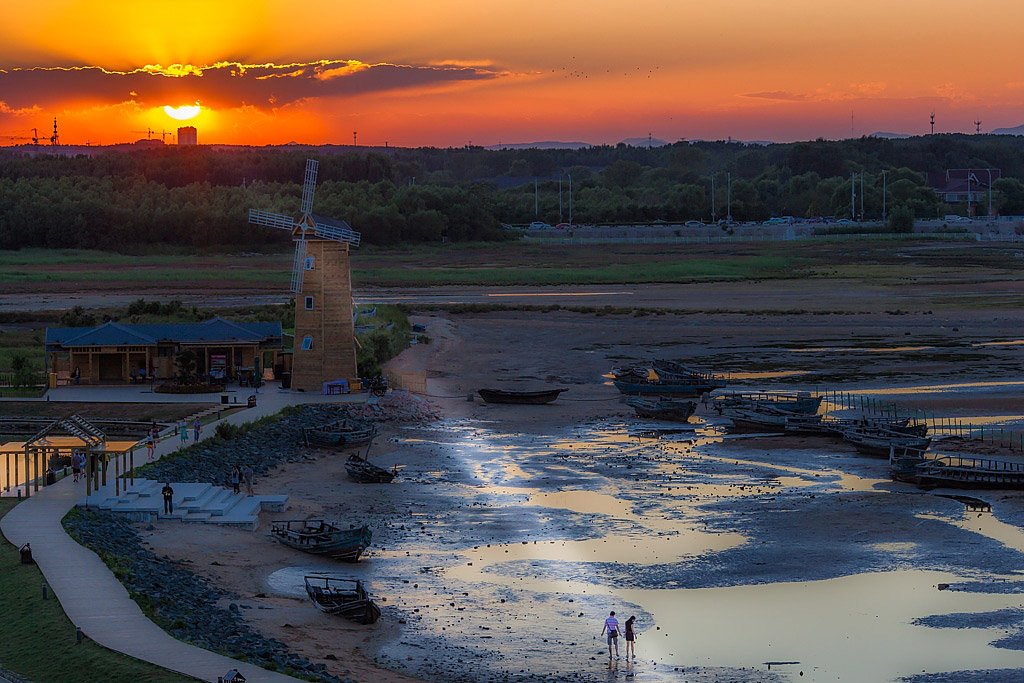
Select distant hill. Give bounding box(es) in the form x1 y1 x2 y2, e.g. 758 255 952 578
870 131 911 139
486 141 591 150
990 124 1024 136
619 137 670 147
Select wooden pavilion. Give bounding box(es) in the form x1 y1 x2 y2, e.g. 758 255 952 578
0 415 141 498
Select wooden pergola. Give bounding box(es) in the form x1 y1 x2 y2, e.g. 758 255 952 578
0 415 141 498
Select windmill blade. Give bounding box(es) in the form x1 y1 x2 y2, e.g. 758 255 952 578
290 239 308 293
311 215 361 247
249 209 297 231
300 159 319 215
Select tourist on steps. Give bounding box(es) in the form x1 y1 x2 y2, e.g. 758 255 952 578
230 466 241 494
243 464 254 496
162 483 174 514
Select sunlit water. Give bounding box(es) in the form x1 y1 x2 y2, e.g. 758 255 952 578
264 418 1024 683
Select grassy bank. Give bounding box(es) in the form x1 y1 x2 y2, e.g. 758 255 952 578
0 500 197 683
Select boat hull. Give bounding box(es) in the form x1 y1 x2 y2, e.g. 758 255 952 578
270 521 372 562
625 398 697 422
613 381 719 398
304 576 381 624
345 455 395 483
478 389 565 404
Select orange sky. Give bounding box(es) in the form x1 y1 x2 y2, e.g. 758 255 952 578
2 0 1024 146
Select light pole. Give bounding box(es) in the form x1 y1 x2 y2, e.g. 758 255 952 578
711 174 716 223
881 170 887 222
727 172 732 223
567 173 573 225
986 168 993 217
851 172 856 220
558 177 562 222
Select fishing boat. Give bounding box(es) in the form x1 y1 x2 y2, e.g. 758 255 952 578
303 575 381 624
625 397 697 422
303 420 378 449
898 451 1024 490
477 388 566 404
843 426 931 457
269 519 372 562
613 378 724 398
652 359 726 384
714 392 822 416
345 454 396 483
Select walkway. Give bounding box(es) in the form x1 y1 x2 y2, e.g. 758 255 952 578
1 386 365 683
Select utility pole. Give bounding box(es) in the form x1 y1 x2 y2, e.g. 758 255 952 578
353 131 357 146
558 177 562 222
930 112 935 135
568 173 573 225
987 168 993 217
534 178 539 216
974 120 982 134
860 173 865 221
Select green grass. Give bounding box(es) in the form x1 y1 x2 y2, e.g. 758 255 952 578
0 329 45 374
0 500 198 683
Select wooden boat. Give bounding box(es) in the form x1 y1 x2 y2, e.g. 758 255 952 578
625 397 697 422
843 426 931 457
727 406 822 432
613 379 723 398
303 575 381 624
345 454 396 483
303 420 378 449
899 451 1024 490
818 416 928 438
714 392 822 416
477 388 565 404
269 519 372 562
652 359 727 385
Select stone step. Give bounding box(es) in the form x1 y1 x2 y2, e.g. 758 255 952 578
181 512 212 523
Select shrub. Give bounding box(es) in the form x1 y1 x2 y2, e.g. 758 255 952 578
888 205 915 233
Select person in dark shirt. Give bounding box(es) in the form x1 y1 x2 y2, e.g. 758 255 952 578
162 483 174 514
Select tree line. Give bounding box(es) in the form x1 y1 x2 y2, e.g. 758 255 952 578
3 134 1024 251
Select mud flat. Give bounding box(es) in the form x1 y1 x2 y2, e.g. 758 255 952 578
138 303 1024 683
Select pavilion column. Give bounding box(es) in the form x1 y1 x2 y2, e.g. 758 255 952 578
114 454 120 495
14 452 19 497
5 451 10 491
23 449 30 498
100 454 107 486
130 447 135 485
85 451 92 498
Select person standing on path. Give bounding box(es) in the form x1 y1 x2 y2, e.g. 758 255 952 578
601 611 620 658
149 422 159 442
242 464 254 496
230 466 241 494
193 418 201 442
161 483 174 514
179 419 189 445
624 616 637 659
145 435 155 460
71 450 83 482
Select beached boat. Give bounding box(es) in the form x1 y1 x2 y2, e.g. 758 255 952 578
345 454 396 483
303 575 381 624
727 406 823 432
843 426 931 457
714 392 822 415
613 379 723 398
269 519 372 562
652 359 727 384
625 397 697 421
477 388 565 404
303 420 378 449
893 449 1024 490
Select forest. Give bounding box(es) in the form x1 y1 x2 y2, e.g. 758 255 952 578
3 134 1024 251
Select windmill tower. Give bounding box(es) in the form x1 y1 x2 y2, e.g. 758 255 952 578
249 159 361 391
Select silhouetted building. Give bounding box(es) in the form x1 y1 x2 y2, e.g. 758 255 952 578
927 169 1000 216
178 126 198 146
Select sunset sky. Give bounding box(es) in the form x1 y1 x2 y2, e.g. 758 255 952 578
2 0 1023 147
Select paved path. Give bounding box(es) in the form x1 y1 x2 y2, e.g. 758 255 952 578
1 389 363 682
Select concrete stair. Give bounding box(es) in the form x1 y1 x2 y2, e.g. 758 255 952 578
78 479 288 531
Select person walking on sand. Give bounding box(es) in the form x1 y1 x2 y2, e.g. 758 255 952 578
162 483 174 514
624 616 637 659
179 419 189 445
193 417 201 442
601 611 620 658
243 464 254 496
145 434 155 460
230 465 241 494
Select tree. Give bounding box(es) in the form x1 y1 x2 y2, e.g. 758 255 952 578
888 205 915 233
10 353 36 388
175 349 198 383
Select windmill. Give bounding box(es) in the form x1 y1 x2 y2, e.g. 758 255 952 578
249 159 362 391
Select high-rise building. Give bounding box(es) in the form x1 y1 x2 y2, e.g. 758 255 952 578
177 126 197 145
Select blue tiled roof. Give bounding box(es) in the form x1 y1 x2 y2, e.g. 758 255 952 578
46 318 283 347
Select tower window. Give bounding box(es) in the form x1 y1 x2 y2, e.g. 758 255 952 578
304 256 315 270
305 296 314 310
301 335 313 351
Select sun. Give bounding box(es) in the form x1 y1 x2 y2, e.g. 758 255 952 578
164 104 201 120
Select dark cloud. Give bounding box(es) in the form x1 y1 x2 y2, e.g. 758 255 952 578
0 60 504 110
740 90 809 101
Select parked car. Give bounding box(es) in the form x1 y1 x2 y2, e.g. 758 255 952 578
555 223 572 229
529 221 551 229
684 221 704 228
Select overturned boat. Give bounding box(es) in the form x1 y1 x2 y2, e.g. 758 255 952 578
625 397 697 422
843 425 931 457
270 519 372 562
304 575 381 624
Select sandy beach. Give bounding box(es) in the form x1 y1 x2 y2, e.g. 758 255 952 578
129 291 1024 683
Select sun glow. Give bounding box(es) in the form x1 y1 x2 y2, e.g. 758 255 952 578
164 104 200 120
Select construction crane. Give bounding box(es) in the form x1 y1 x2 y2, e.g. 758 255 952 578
159 130 175 143
1 127 42 146
131 127 157 140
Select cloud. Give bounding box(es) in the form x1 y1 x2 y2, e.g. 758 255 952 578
0 59 507 111
739 90 809 101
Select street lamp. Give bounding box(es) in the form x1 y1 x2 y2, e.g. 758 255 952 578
986 168 993 217
727 172 732 223
567 173 573 225
881 170 887 222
